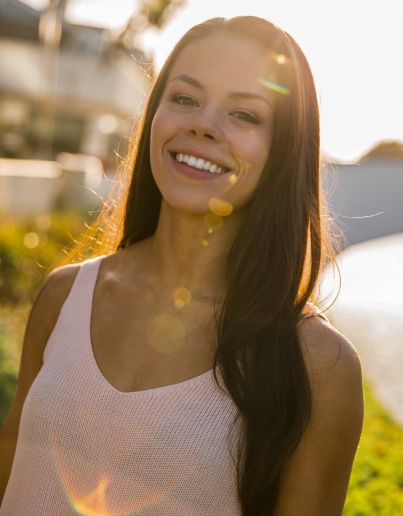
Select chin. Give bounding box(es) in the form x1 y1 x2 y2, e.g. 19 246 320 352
162 193 212 216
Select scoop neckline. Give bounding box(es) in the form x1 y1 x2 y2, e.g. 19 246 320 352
85 254 214 398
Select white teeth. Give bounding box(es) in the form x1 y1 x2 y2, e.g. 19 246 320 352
174 153 226 174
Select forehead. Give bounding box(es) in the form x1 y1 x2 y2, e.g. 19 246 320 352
167 32 279 102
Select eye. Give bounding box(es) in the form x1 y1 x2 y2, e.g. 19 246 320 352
170 93 198 107
231 110 261 125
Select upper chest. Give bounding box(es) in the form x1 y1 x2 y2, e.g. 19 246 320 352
90 262 218 393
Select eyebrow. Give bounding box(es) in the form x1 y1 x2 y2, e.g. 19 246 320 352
170 74 273 109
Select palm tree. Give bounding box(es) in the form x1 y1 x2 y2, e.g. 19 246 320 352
114 0 186 51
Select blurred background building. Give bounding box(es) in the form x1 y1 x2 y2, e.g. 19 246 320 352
0 0 152 160
0 0 154 216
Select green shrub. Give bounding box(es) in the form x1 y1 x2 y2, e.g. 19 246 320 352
344 381 403 514
0 303 30 422
0 209 93 306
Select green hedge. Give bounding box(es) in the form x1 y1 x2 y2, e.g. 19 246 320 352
0 303 30 422
0 209 92 306
344 380 403 514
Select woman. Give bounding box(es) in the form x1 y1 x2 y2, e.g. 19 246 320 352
0 16 363 515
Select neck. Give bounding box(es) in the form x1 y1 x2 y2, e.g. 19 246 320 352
142 200 245 303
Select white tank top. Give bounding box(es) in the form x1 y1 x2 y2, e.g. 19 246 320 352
1 255 242 515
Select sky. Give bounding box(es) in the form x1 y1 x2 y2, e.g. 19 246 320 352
24 0 403 163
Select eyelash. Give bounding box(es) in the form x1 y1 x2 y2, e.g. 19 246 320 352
170 94 196 107
169 93 261 125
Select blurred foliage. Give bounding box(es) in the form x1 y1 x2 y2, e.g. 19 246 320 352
0 303 29 423
343 380 403 514
139 0 186 29
115 0 186 52
0 209 92 306
360 139 403 162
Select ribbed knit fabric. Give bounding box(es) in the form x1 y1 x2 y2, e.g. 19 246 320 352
1 255 242 515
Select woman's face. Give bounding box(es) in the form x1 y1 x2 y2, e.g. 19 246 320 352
150 31 277 215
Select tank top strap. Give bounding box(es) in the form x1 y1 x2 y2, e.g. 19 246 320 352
68 254 105 316
42 254 106 363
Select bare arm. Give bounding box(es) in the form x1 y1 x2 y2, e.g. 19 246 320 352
273 316 364 515
0 264 80 503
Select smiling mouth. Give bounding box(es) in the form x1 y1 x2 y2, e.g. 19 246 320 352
169 152 231 175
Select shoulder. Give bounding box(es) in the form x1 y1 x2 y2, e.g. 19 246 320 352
296 312 362 391
296 313 364 458
22 261 82 364
38 262 82 321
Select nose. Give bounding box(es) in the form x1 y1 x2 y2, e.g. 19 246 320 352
188 109 224 142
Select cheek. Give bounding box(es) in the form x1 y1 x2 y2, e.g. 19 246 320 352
253 127 272 170
150 110 163 150
150 107 172 149
149 114 164 181
236 132 271 176
150 112 170 178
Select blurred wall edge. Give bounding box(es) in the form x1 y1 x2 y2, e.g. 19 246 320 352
322 157 403 248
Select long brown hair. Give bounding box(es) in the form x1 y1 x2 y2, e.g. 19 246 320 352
57 16 340 515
